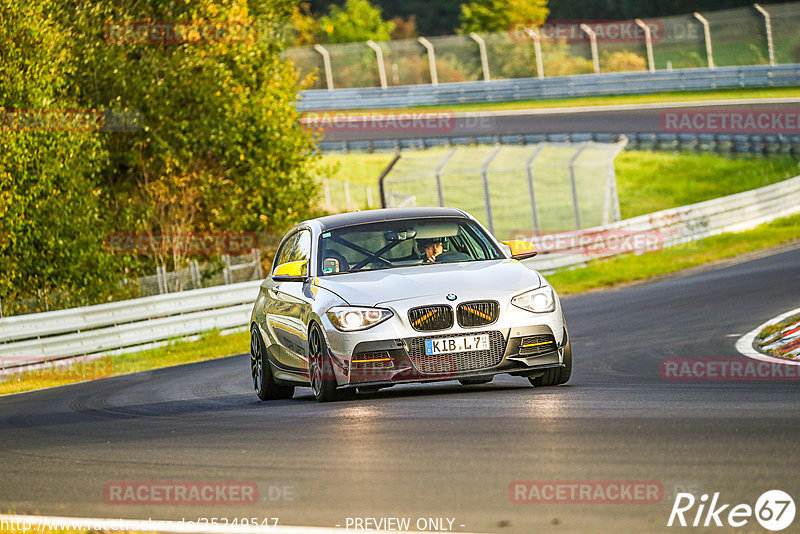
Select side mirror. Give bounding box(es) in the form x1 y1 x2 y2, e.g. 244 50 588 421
273 260 308 280
501 240 537 260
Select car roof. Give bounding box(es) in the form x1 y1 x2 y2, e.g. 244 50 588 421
311 207 469 231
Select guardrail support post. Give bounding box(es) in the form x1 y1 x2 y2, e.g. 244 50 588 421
366 40 388 89
525 144 547 235
481 145 502 235
313 44 335 91
580 24 600 74
634 19 656 73
524 28 545 79
693 12 715 69
568 145 587 229
469 33 491 81
754 4 776 67
434 148 456 206
417 37 439 86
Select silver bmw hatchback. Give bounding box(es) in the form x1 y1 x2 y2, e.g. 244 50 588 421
250 207 572 402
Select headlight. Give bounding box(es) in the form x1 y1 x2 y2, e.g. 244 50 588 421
326 306 393 331
512 286 556 313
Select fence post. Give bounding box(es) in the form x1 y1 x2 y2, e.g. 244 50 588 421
481 145 502 235
223 254 232 284
580 24 600 74
469 33 491 81
344 181 353 211
366 185 375 208
693 12 715 69
524 28 545 79
378 152 402 208
434 148 457 206
568 145 587 230
322 177 332 208
156 265 167 294
417 37 439 86
525 144 547 235
253 248 263 280
191 260 201 289
604 137 628 225
754 4 775 67
634 19 656 73
313 44 335 90
366 40 388 89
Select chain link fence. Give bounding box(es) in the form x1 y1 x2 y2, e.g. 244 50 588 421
379 141 627 240
284 2 800 90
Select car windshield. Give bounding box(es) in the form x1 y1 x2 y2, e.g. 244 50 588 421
317 218 502 275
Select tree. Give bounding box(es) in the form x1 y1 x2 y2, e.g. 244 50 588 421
319 0 395 43
458 0 548 35
0 0 128 314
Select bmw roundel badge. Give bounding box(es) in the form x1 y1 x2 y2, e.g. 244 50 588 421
446 293 457 301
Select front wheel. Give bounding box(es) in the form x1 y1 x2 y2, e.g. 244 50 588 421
251 326 295 401
308 324 354 402
529 324 572 387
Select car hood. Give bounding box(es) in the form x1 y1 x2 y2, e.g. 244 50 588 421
316 260 542 307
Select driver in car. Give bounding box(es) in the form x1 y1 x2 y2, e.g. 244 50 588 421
418 238 445 263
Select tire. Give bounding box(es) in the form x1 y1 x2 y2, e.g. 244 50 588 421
308 324 354 402
529 324 572 387
458 376 493 385
251 325 295 401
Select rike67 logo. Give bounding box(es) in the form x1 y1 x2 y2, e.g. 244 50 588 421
668 490 795 531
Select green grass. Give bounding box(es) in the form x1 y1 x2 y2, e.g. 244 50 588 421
547 212 800 295
314 87 800 115
0 329 249 396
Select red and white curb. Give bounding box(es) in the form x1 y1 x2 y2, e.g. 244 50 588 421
735 307 800 366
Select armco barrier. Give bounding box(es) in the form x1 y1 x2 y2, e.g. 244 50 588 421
521 173 800 272
2 175 799 367
0 280 261 370
319 132 800 155
298 64 800 112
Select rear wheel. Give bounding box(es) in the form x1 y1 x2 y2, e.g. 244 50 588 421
308 324 354 402
251 326 295 401
529 324 572 387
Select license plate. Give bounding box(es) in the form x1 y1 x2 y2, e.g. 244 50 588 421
425 334 490 355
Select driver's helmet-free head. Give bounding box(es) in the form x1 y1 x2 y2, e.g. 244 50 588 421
416 237 446 257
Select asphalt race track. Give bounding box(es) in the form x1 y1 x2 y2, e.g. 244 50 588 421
317 99 800 142
1 246 799 533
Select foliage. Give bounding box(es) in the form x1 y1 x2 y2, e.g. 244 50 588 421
458 0 548 35
319 0 395 43
0 0 130 314
601 50 647 72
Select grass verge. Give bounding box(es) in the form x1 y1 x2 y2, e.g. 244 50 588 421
311 87 800 115
547 212 800 295
0 329 249 396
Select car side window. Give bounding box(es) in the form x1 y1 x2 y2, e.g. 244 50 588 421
272 230 312 277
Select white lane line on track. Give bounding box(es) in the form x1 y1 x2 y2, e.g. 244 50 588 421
0 514 465 534
299 97 800 123
735 307 800 366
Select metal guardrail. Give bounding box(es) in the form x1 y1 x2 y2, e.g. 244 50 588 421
521 173 800 273
319 132 800 155
3 174 799 367
0 280 261 369
298 64 800 112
